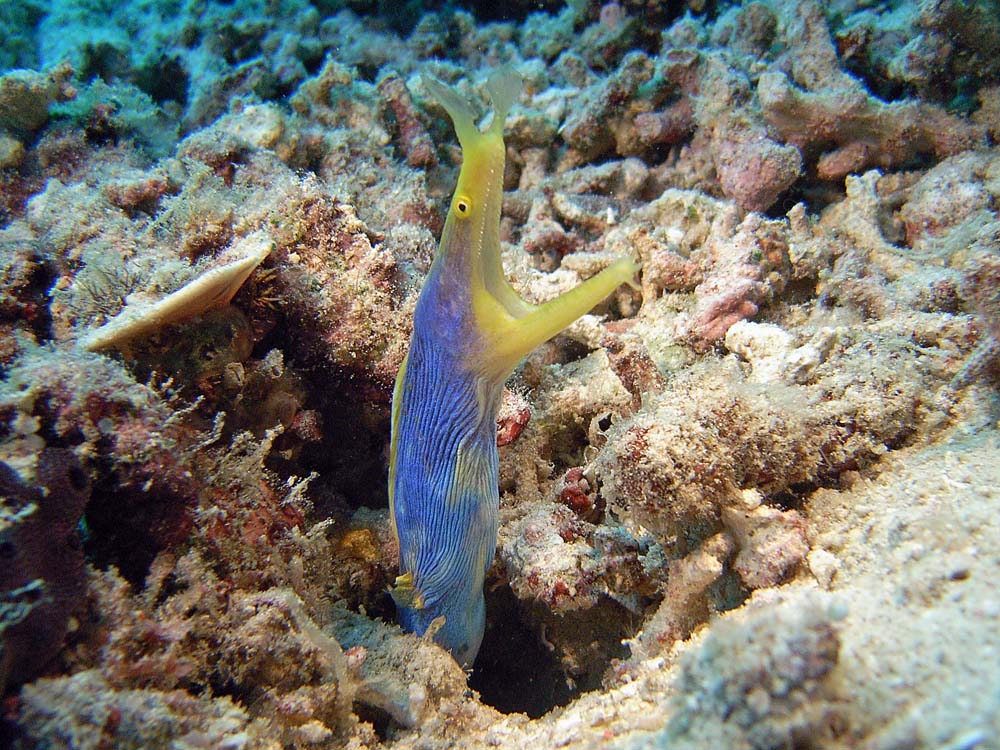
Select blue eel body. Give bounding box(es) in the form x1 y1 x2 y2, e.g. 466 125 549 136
389 68 639 668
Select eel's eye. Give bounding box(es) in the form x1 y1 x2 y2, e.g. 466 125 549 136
454 196 472 217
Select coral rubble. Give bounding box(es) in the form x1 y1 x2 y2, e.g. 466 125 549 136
1 0 999 748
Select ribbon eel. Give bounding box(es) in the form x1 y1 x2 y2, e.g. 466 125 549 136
389 68 640 668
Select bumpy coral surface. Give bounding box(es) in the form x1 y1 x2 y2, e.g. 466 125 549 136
1 0 999 748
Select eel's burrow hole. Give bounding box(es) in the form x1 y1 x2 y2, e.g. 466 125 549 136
470 585 631 718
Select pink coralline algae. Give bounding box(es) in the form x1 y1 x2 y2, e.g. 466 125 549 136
496 389 532 447
693 55 803 212
672 210 791 349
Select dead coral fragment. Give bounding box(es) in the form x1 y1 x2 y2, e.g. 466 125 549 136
0 62 76 133
378 71 437 168
723 489 809 590
215 588 356 742
760 70 986 181
17 669 262 750
755 0 989 186
628 532 735 663
657 596 841 750
81 231 272 352
331 606 474 730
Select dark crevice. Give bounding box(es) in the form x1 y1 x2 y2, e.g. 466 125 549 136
219 25 263 66
472 582 633 717
135 56 190 105
470 584 574 717
244 310 392 512
82 460 194 586
21 249 56 344
354 703 393 742
79 41 131 82
261 361 391 512
302 385 389 509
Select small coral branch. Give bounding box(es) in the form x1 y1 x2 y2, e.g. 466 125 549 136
759 70 987 181
378 72 437 168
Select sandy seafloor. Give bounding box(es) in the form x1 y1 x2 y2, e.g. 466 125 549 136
1 0 999 748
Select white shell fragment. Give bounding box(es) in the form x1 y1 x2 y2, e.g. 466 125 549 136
81 231 273 352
